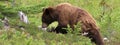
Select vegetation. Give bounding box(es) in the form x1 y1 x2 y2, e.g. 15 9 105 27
0 0 120 45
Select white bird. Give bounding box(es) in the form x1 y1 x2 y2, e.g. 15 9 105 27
18 11 29 24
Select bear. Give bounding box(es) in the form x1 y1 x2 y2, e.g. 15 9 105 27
41 3 104 45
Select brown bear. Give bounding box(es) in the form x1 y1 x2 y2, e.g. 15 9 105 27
41 3 104 45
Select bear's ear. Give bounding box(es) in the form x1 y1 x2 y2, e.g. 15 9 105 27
42 7 46 12
43 7 55 15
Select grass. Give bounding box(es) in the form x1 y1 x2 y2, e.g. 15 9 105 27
0 0 120 45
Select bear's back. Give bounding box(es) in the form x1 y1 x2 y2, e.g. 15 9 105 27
55 3 77 14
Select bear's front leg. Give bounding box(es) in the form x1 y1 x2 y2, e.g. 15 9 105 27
55 25 67 34
54 20 69 34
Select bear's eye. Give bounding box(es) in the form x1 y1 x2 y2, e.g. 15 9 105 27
42 16 50 22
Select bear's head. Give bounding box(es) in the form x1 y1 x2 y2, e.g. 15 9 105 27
41 7 58 30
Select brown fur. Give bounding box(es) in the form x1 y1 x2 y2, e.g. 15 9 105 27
42 3 104 45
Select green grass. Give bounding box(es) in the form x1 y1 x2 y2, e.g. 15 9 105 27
0 0 120 45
